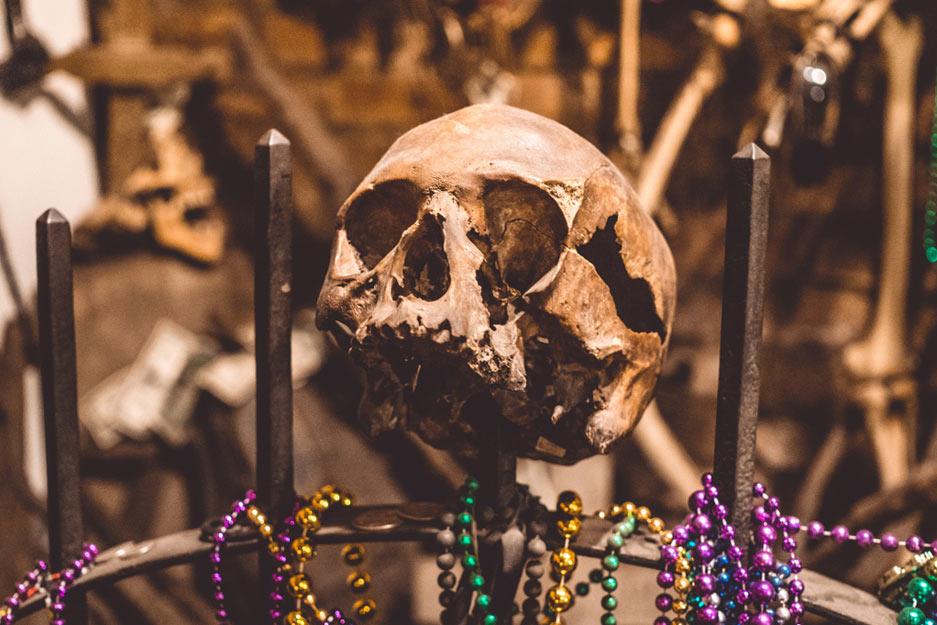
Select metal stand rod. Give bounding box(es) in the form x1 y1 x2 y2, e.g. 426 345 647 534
713 144 770 560
254 129 295 617
36 208 87 625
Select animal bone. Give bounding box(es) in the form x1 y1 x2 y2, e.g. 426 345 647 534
317 104 676 463
842 12 923 488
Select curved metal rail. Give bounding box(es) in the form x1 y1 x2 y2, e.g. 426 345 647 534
14 510 895 625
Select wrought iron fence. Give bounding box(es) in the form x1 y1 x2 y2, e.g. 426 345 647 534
13 131 896 625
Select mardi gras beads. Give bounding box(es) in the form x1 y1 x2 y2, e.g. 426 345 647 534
545 491 583 624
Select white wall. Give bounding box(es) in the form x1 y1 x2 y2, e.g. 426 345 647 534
0 0 98 351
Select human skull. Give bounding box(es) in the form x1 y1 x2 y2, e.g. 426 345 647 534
316 104 675 463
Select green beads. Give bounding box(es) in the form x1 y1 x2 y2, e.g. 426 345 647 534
601 576 618 592
576 582 591 596
476 594 492 609
457 512 472 527
589 569 604 583
602 554 620 571
908 578 935 603
615 517 636 537
606 533 624 549
899 607 926 625
482 614 496 625
601 594 618 610
462 553 478 569
470 574 486 590
460 493 476 507
601 613 617 625
464 477 480 492
458 532 473 548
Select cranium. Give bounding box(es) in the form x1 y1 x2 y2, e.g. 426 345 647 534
316 104 675 463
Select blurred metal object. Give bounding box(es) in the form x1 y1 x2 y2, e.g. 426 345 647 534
877 551 935 609
0 0 49 98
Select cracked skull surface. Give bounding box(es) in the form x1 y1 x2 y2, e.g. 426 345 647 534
316 104 676 463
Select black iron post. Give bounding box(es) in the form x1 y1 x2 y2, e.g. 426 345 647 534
36 209 87 625
713 144 770 560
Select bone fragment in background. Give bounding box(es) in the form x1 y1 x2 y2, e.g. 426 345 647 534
636 14 738 216
616 0 643 175
841 12 923 488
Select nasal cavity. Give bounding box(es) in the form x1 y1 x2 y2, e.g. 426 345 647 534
401 217 450 301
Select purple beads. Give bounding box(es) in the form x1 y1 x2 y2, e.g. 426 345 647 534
806 521 824 539
906 535 924 553
855 529 873 548
831 525 849 543
657 570 674 588
655 593 673 611
755 525 777 545
881 533 899 551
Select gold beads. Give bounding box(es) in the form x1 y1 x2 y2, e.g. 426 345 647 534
248 506 266 526
635 506 651 522
551 548 578 576
607 503 623 519
556 516 582 539
647 517 665 533
288 574 311 598
259 523 274 538
661 531 674 545
296 507 320 531
547 584 574 613
672 618 688 625
557 491 583 517
353 599 376 620
674 576 691 593
675 558 690 574
283 611 310 625
622 501 636 516
673 599 688 614
292 537 315 562
342 544 366 565
316 609 329 623
302 592 318 609
348 571 372 593
310 492 331 512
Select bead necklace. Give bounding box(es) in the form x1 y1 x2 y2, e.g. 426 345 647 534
750 484 804 625
0 543 98 625
877 551 937 625
213 487 374 625
589 501 667 625
436 477 494 625
545 490 583 624
923 66 937 263
656 474 806 625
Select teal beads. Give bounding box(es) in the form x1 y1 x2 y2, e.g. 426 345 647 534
457 512 472 527
615 517 636 537
908 578 935 603
463 553 478 569
601 613 617 625
476 594 492 609
607 533 624 549
899 607 926 625
458 532 472 548
576 582 591 596
601 594 618 610
601 576 618 592
602 554 620 571
482 614 496 625
470 574 485 590
590 569 604 583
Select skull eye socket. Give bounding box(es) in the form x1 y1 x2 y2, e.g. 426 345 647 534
344 180 422 269
482 180 568 293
